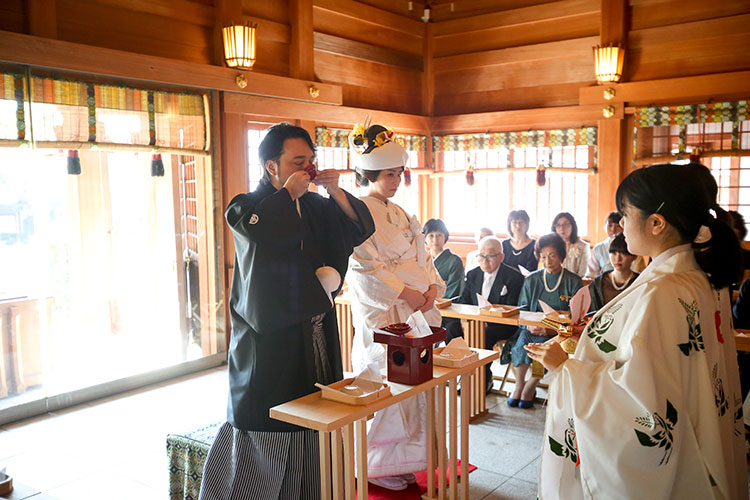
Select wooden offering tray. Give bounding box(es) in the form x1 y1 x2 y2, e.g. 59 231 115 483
479 304 521 318
435 298 453 309
315 377 391 406
433 347 478 368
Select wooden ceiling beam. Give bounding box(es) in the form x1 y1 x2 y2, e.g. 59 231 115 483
579 70 750 106
313 32 422 70
0 30 342 104
223 93 430 135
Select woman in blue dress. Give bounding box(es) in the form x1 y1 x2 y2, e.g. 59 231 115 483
501 209 537 273
509 233 582 408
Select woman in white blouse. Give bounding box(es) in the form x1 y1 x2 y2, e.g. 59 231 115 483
551 212 590 277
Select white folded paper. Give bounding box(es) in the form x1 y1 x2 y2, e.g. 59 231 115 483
404 310 433 337
438 337 473 359
476 293 490 308
347 363 385 394
518 265 531 277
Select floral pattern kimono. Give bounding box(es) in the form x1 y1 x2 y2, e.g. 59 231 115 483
347 196 446 478
540 245 746 500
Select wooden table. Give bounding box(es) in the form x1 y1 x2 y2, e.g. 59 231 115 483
334 295 547 421
270 348 498 500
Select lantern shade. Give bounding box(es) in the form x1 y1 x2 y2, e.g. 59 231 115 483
593 45 625 84
222 23 257 70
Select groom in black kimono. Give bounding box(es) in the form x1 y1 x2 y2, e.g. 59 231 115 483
200 123 374 500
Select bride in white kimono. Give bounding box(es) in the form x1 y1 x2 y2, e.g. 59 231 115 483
526 163 747 500
347 124 446 491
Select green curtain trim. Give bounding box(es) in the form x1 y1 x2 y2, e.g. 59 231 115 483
432 127 597 153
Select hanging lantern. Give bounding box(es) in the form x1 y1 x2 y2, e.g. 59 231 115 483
465 167 475 186
593 45 625 84
67 150 81 175
222 22 258 70
536 165 546 187
151 154 165 176
403 168 411 187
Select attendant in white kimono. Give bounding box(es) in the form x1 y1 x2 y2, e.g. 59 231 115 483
552 212 590 278
526 163 746 500
347 123 446 492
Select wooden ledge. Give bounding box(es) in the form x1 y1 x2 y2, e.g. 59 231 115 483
0 30 342 105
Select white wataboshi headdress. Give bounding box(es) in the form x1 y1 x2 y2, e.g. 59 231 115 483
349 121 409 171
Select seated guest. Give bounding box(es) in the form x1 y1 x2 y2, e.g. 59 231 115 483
510 233 582 408
727 210 750 273
466 227 494 270
423 218 465 336
502 210 538 273
552 211 590 277
447 236 523 393
586 211 622 278
588 233 639 311
423 218 464 299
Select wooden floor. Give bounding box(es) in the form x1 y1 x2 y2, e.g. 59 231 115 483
0 362 746 500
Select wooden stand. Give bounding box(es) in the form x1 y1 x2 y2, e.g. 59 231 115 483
374 326 445 385
270 348 498 500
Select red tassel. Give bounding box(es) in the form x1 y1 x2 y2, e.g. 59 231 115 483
536 165 546 187
67 150 81 175
403 168 411 187
466 168 475 186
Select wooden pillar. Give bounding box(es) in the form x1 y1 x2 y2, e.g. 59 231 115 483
595 119 626 243
220 96 248 342
421 22 434 117
28 0 57 39
600 0 628 47
290 0 315 81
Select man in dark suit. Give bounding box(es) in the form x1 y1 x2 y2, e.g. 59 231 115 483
447 236 524 393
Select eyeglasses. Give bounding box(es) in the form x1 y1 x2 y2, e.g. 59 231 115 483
478 252 502 261
554 222 572 229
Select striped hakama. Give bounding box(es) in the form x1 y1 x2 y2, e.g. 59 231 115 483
199 314 331 500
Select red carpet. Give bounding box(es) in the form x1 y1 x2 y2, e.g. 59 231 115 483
359 461 477 500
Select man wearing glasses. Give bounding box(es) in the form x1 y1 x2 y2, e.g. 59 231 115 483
446 236 524 393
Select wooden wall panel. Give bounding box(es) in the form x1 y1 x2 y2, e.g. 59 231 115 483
434 82 584 115
434 13 599 57
313 6 423 55
428 1 599 115
630 0 749 30
310 0 424 114
243 0 290 25
628 15 750 81
56 0 215 65
0 0 27 34
314 51 421 113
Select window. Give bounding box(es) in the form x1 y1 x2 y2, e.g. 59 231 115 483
439 146 592 237
710 156 750 236
247 128 268 192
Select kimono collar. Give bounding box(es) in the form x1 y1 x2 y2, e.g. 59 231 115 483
586 244 696 325
635 243 693 284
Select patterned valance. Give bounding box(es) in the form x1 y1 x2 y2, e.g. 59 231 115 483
634 101 749 128
0 72 28 142
28 76 207 150
432 127 597 153
316 127 428 152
